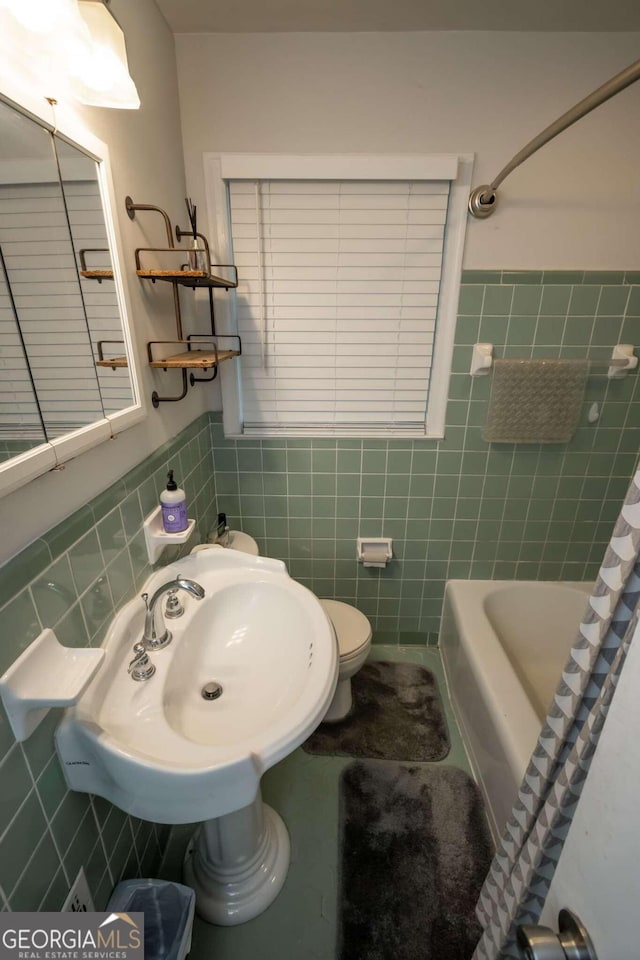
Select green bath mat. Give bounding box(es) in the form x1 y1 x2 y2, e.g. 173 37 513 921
338 761 493 960
303 661 450 761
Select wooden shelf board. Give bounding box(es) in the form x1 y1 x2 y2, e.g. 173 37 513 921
136 269 237 289
96 356 128 368
149 349 239 369
139 269 204 277
81 270 114 279
97 350 240 370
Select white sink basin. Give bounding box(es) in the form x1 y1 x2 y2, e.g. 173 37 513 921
56 547 338 825
164 579 323 748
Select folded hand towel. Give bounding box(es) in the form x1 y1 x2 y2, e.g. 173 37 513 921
483 358 589 443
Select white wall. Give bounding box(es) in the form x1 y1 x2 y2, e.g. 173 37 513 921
0 0 206 562
175 31 640 271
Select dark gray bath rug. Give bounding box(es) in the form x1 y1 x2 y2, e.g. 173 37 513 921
303 661 450 761
338 761 493 960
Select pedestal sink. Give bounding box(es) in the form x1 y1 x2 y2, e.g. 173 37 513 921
56 547 338 925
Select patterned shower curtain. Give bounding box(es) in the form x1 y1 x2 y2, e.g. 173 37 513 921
473 465 640 960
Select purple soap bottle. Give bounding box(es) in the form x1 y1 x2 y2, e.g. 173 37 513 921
160 470 188 533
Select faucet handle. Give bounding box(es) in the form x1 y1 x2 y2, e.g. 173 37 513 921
164 589 185 619
128 642 155 681
141 592 149 610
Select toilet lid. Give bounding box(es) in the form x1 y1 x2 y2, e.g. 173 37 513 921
319 599 372 657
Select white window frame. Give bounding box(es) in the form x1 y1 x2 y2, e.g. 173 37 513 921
204 153 474 439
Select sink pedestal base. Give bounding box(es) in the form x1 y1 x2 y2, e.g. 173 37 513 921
184 792 290 926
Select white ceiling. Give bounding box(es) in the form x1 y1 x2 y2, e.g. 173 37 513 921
155 0 640 33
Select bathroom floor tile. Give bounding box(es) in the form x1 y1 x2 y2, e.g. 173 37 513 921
161 646 472 960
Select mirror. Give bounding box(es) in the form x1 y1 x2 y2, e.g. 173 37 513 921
54 134 133 426
0 249 46 459
0 92 141 492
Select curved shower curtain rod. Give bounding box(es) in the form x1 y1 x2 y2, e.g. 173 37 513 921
468 56 640 219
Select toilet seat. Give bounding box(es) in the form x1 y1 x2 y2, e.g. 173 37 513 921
319 599 372 659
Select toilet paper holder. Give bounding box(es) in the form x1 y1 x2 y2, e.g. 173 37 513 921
357 537 393 568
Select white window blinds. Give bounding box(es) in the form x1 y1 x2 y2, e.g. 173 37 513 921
228 179 451 435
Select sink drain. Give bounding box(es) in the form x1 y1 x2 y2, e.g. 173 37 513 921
201 681 223 701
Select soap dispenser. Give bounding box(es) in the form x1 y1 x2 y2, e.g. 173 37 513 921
214 511 230 546
160 470 188 533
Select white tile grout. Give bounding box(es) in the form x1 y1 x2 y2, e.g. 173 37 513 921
0 432 212 619
0 745 36 847
5 796 57 901
37 866 65 911
89 797 115 876
137 826 157 875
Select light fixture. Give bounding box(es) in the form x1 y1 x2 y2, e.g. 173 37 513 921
0 0 81 36
0 1 82 103
0 0 140 110
75 1 140 110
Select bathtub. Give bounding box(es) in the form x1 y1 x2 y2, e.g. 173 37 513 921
440 579 592 842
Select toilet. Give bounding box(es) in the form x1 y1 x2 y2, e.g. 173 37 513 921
317 599 372 722
192 532 372 723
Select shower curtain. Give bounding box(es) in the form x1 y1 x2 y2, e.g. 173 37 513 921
472 465 640 960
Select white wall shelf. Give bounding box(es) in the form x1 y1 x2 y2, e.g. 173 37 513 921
143 505 196 563
0 628 104 741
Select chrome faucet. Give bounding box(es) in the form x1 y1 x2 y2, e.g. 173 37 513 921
128 642 155 682
141 577 205 650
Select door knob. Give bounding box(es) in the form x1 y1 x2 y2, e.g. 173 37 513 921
517 909 598 960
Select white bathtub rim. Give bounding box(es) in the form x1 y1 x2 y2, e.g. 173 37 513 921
444 581 549 784
441 579 592 843
445 579 591 770
444 580 591 730
441 580 531 843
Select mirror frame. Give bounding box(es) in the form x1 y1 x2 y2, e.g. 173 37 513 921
0 77 145 497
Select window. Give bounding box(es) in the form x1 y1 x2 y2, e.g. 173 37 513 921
205 155 472 438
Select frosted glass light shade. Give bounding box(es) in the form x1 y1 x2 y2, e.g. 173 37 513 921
0 0 140 110
0 4 82 103
0 0 80 35
75 1 140 109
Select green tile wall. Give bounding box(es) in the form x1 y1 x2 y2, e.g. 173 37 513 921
0 440 43 463
209 271 640 643
1 271 639 912
0 413 216 913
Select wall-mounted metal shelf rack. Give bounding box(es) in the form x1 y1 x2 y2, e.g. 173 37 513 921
97 336 242 371
96 340 126 369
96 357 127 368
121 196 241 407
147 336 241 372
97 343 241 374
134 247 238 290
148 350 240 368
79 249 114 283
137 270 233 287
